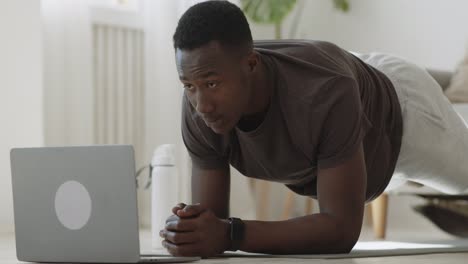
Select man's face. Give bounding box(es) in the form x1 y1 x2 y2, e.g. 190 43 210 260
176 41 253 134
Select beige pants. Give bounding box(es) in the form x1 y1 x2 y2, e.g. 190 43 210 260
356 52 468 194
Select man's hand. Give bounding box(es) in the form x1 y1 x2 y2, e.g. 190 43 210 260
160 203 231 258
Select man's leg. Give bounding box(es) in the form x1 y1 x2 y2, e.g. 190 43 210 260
360 52 468 194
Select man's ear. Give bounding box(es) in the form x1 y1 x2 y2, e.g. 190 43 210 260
246 51 259 73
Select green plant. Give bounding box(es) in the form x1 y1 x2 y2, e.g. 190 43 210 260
241 0 297 39
333 0 350 12
241 0 350 39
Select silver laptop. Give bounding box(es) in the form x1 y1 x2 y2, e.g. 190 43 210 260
10 145 200 263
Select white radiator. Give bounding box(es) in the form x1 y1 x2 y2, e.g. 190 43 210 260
92 23 145 164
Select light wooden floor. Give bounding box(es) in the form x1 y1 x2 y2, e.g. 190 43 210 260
1 228 467 264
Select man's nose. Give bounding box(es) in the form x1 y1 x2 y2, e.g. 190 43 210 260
195 92 215 114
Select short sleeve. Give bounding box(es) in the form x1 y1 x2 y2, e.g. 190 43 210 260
181 94 229 169
317 77 372 169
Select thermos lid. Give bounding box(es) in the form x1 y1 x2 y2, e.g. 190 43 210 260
151 144 176 166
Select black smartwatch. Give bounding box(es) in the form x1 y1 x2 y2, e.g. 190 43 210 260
227 217 245 251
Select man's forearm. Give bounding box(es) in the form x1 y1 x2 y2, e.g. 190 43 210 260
191 165 231 219
238 213 359 254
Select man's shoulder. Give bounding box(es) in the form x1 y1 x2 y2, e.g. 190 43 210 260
254 39 345 60
255 39 355 79
257 40 356 110
254 39 338 51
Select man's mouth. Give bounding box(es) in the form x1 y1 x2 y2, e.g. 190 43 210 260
205 117 223 127
205 117 220 123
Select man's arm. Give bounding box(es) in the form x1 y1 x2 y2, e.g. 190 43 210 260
191 163 230 219
236 144 367 254
163 144 366 256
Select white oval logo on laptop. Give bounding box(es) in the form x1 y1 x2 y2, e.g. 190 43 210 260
55 181 92 230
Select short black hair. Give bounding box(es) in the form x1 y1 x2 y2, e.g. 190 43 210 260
173 0 253 52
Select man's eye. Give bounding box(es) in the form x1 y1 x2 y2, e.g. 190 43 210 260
207 82 217 89
184 84 194 90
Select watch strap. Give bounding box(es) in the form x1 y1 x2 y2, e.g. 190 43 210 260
227 217 245 251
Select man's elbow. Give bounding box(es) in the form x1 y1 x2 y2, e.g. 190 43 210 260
323 221 361 254
333 228 360 254
336 238 358 254
321 237 357 254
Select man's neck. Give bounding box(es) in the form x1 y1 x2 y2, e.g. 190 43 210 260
237 55 273 132
245 55 272 116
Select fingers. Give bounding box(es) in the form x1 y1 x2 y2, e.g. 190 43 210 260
169 203 205 222
176 203 205 218
162 240 200 257
165 218 198 232
166 213 179 223
161 215 201 256
166 203 204 228
160 208 223 258
160 230 199 245
172 203 187 215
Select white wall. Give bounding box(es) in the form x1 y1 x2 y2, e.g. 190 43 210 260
42 0 94 146
42 0 158 228
0 0 43 233
283 0 467 70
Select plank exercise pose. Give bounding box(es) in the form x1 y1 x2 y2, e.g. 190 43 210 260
159 0 468 257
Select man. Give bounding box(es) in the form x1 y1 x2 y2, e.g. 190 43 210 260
159 0 468 257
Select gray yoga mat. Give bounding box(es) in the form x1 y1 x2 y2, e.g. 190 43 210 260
220 239 468 259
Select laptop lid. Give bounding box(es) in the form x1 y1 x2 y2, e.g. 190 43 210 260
10 145 141 263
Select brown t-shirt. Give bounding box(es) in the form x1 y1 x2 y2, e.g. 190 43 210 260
181 40 402 202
